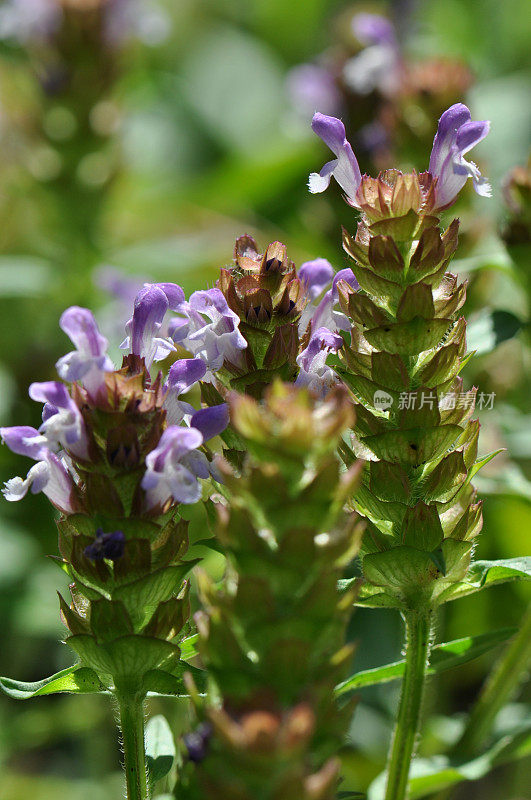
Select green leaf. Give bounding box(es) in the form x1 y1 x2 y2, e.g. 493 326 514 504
467 309 522 355
179 634 199 662
438 557 531 603
146 715 176 785
335 628 517 695
0 664 107 699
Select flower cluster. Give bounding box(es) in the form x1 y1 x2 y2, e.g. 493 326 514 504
2 294 228 514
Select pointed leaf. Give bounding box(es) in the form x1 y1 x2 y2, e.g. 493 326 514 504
438 558 531 603
335 628 517 695
0 665 107 699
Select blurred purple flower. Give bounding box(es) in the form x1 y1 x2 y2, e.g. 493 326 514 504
308 113 362 204
286 63 342 118
352 13 397 47
0 0 59 44
344 13 401 96
0 0 171 47
429 103 491 209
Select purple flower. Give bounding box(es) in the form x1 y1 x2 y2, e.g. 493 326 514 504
352 13 397 47
299 258 335 301
0 0 171 48
0 425 49 461
429 103 491 209
308 113 362 204
190 404 229 442
56 307 114 397
142 426 205 509
28 381 89 459
169 289 247 379
163 358 207 425
84 529 126 561
0 0 59 44
286 63 342 118
345 13 401 96
2 451 76 513
121 282 185 369
296 327 344 397
184 723 213 764
304 268 359 335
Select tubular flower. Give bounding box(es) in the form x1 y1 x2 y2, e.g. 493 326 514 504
308 113 362 203
56 306 114 398
169 289 247 379
295 327 344 398
429 103 491 209
121 282 184 369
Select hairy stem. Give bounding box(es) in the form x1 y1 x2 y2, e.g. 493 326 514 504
384 610 433 800
454 605 531 757
117 692 149 800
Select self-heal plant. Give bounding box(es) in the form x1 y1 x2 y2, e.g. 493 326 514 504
182 383 364 800
1 289 228 800
309 104 497 800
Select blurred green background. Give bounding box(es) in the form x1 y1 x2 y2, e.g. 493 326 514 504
0 0 529 798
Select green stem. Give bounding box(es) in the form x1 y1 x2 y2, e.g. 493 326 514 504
384 610 433 800
116 692 150 800
453 605 531 757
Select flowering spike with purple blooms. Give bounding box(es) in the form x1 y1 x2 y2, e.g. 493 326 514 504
309 100 499 800
429 103 491 209
0 291 231 798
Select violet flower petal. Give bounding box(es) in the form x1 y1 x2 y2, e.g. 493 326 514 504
299 258 335 301
190 404 229 442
